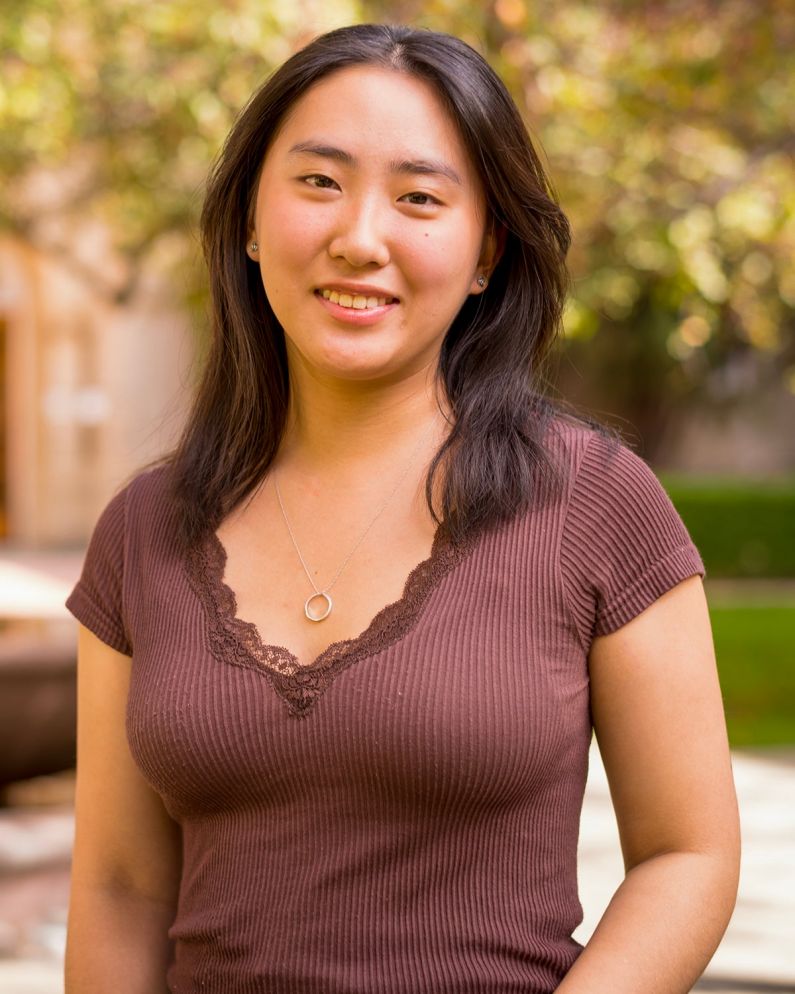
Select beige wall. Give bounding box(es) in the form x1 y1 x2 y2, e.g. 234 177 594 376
0 235 194 547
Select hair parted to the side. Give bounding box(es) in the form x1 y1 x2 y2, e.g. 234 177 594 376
152 22 617 554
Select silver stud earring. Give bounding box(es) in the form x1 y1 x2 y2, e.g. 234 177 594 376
250 241 259 253
477 275 487 288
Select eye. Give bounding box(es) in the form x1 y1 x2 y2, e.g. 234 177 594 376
301 174 339 190
400 192 441 207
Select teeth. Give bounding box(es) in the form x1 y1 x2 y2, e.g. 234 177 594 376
320 289 392 309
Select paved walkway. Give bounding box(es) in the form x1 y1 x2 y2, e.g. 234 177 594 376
575 742 795 992
0 743 792 994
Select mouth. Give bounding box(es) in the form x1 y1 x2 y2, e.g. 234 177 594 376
316 288 399 311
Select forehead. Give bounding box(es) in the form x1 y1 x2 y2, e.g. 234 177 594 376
266 66 477 179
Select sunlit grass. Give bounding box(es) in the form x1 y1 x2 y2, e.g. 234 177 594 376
707 599 795 746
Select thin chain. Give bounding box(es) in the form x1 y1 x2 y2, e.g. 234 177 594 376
272 422 438 599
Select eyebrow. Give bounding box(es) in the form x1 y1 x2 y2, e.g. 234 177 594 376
287 141 462 186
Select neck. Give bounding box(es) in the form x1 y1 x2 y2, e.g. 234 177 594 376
276 366 454 479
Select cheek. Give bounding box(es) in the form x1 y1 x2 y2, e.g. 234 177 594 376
257 194 327 265
405 219 483 289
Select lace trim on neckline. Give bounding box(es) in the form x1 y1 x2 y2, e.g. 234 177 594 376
183 524 476 718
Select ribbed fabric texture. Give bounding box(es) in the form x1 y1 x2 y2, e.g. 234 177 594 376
65 419 705 994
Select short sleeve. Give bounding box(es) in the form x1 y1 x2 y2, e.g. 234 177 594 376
65 485 132 655
560 433 705 652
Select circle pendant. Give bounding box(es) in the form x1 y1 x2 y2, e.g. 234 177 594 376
305 591 332 622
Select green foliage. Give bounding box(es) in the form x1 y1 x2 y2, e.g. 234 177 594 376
0 0 359 300
709 603 795 746
364 1 795 444
663 475 795 577
2 0 793 444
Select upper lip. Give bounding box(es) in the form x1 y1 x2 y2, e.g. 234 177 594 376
316 282 399 301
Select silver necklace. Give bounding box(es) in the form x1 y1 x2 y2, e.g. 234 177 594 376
272 424 437 623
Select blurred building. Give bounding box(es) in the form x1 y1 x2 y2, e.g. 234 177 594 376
0 232 193 547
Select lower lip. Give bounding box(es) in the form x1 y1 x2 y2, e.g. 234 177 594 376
314 291 398 326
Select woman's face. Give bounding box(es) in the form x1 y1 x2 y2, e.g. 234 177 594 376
247 65 500 387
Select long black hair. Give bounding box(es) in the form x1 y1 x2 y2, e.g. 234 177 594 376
158 22 614 553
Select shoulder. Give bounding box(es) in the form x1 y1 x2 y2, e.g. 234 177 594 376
94 461 174 515
554 420 705 647
122 461 178 525
541 413 670 510
85 461 181 563
537 411 627 498
115 461 187 567
126 460 175 500
65 460 182 655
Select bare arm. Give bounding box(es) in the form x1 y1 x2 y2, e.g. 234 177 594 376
556 575 741 993
65 624 182 994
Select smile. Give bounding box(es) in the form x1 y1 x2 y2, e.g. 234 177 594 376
319 289 396 310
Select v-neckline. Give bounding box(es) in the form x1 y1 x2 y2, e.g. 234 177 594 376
183 520 477 717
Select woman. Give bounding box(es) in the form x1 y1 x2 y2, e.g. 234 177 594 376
64 22 740 994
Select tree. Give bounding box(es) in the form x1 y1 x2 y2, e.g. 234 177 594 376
2 0 793 454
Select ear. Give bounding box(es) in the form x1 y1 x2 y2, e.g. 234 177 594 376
246 231 259 261
470 219 507 294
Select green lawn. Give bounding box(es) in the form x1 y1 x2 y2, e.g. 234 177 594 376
707 600 795 747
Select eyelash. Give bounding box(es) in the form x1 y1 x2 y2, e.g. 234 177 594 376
301 174 441 207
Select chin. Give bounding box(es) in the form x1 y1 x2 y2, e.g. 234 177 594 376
314 340 401 369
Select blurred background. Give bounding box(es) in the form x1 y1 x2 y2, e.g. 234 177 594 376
0 1 793 992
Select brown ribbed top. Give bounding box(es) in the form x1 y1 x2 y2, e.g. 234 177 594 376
65 419 705 994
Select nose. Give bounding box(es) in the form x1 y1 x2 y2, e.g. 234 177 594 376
327 195 391 269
